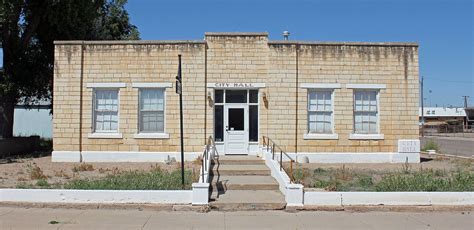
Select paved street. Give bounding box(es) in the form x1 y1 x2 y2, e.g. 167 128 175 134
421 136 474 158
0 207 472 230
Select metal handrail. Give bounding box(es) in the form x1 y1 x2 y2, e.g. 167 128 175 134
262 136 295 183
201 136 218 183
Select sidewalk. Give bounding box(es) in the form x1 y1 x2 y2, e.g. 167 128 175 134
1 207 473 229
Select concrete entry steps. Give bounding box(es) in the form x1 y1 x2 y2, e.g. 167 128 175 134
209 155 285 210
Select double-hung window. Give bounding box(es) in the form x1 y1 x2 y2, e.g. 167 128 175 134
301 83 340 140
347 84 385 140
308 90 333 134
132 82 171 139
93 89 119 133
353 90 378 134
139 89 165 133
87 82 125 139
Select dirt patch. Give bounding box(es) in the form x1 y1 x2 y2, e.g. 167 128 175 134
286 154 473 191
0 156 201 189
297 154 473 172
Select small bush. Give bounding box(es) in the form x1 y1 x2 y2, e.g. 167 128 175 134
16 182 34 189
375 170 474 192
36 178 50 187
72 163 94 172
422 140 439 151
26 163 47 180
357 175 374 187
64 169 194 190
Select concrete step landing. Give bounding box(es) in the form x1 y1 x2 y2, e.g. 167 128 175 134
210 164 271 176
210 175 279 191
210 190 286 211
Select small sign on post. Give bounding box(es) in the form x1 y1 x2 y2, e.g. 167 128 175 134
176 80 182 95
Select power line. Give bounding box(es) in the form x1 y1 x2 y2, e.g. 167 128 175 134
425 77 473 84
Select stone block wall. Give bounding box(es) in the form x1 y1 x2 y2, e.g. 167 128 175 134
53 33 419 156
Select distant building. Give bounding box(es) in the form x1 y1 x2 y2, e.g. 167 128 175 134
419 107 467 126
13 102 52 139
465 107 474 126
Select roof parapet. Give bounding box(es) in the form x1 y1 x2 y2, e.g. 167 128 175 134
54 40 207 45
205 32 268 37
269 40 418 47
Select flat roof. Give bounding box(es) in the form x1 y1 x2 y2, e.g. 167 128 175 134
54 32 417 47
205 32 269 36
269 40 418 47
54 40 207 45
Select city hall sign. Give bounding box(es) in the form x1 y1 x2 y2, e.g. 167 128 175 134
207 83 266 88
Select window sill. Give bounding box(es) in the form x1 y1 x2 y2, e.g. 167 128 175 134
88 133 123 139
304 133 339 140
349 133 384 140
133 133 170 139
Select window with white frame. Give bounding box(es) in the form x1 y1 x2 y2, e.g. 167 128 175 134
353 90 379 134
139 88 165 133
93 89 119 132
308 90 333 134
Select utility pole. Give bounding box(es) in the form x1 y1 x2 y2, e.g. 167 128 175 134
462 96 469 108
420 76 424 137
462 96 469 131
176 55 185 188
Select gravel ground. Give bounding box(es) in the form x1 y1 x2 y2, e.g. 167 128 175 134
0 156 201 189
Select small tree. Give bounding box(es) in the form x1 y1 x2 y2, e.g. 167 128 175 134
0 0 139 138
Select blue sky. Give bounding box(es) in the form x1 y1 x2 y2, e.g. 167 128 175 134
1 0 472 107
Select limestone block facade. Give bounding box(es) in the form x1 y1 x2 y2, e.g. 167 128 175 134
53 32 420 163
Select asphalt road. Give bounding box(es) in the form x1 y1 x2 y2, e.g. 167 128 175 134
421 136 474 158
0 207 473 230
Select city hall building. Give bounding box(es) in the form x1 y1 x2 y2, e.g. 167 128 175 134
52 32 420 163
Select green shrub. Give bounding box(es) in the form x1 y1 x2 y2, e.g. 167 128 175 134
375 170 474 192
16 182 34 189
36 178 50 187
357 175 374 187
64 168 194 190
422 140 439 151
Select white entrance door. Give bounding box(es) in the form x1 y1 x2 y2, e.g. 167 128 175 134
224 105 248 155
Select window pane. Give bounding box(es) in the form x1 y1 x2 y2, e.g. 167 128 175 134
354 90 378 134
249 90 258 103
215 90 223 103
308 92 317 111
140 89 164 111
140 111 164 133
214 105 224 142
139 89 165 133
94 90 119 132
249 105 258 142
225 90 247 103
228 108 244 130
308 111 332 134
308 90 333 134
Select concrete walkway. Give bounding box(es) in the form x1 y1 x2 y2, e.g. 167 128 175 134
1 207 473 229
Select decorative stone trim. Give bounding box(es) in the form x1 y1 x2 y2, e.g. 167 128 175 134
346 84 386 89
303 133 339 140
131 83 172 88
133 133 170 139
349 133 384 140
51 151 81 162
87 133 123 139
300 83 341 89
86 83 126 88
81 151 201 162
